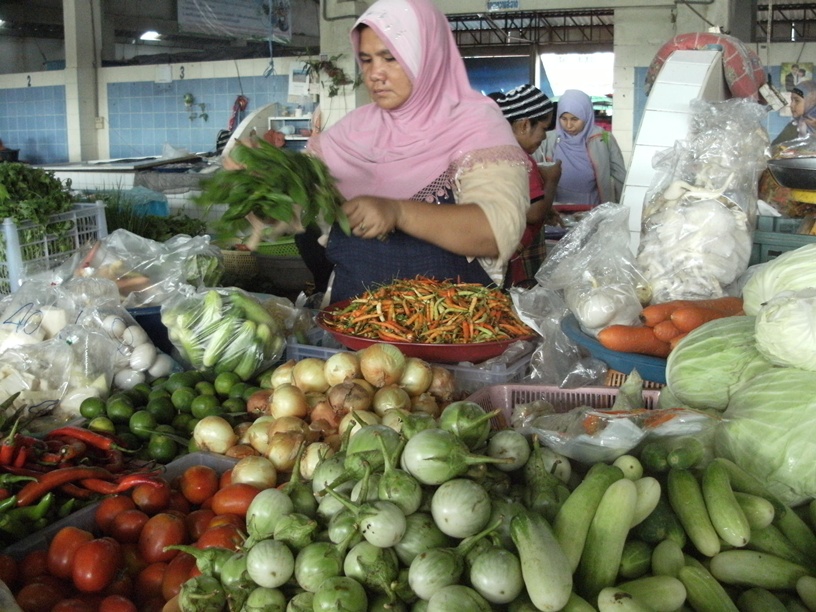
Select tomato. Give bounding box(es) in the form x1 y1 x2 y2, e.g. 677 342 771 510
138 512 188 564
18 549 49 585
95 495 137 535
134 562 168 604
195 524 244 551
15 580 64 612
104 570 134 599
119 543 147 577
167 490 192 515
161 551 197 601
99 594 139 612
0 552 18 589
131 480 172 515
109 508 150 544
207 512 245 532
51 599 98 612
219 468 233 488
179 465 220 505
210 482 260 517
72 537 123 593
140 596 167 612
185 508 216 541
47 525 95 579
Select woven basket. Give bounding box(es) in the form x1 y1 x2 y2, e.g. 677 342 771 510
220 249 258 281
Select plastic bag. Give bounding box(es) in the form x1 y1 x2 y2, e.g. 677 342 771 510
637 98 769 303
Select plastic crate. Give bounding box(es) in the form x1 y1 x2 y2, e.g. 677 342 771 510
465 384 661 430
286 333 533 399
2 452 236 559
221 249 259 282
755 215 809 234
750 230 816 265
256 236 300 257
0 201 108 295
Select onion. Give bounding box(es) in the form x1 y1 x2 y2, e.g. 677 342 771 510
400 357 434 396
411 393 441 419
265 431 306 472
269 383 309 419
339 410 380 438
358 343 407 388
231 455 278 489
380 408 411 433
309 396 342 430
268 415 310 438
246 389 274 416
324 352 362 386
372 384 412 417
327 381 373 416
242 416 276 453
265 359 296 388
428 365 456 402
224 444 259 460
300 442 335 481
292 357 329 394
193 415 238 454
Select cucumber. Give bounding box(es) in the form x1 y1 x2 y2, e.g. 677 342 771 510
796 575 816 611
737 587 789 612
510 510 572 611
553 462 624 572
747 524 816 570
613 454 643 480
631 494 687 548
701 458 750 548
617 575 688 612
639 440 669 473
560 592 596 612
651 538 685 578
575 478 637 602
677 564 739 612
709 550 809 590
666 436 705 470
631 476 661 528
775 506 816 560
715 458 787 519
667 468 720 557
735 492 776 529
618 539 652 580
596 587 655 612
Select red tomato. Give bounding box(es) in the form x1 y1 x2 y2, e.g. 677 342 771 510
210 482 260 517
14 580 64 612
134 562 167 604
161 551 197 601
18 549 49 585
95 495 137 535
51 599 98 612
109 508 150 544
140 596 167 612
99 594 139 612
119 542 148 577
219 468 233 488
179 465 220 505
0 552 18 589
207 512 245 532
138 512 188 564
131 480 172 515
167 490 192 515
72 537 123 593
47 525 95 579
196 524 244 551
103 570 134 599
185 508 216 541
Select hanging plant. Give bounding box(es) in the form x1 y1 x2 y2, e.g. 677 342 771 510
302 54 361 98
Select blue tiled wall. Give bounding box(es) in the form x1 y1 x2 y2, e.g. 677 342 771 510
108 75 312 158
0 85 69 164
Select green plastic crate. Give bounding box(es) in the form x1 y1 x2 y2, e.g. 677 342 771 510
750 230 816 265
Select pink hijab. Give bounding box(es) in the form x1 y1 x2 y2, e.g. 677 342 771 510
308 0 523 200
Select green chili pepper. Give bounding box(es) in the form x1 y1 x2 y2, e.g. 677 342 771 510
0 512 28 540
7 491 55 522
0 495 17 514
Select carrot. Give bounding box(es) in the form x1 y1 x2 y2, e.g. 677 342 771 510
669 306 730 333
640 296 744 327
596 325 672 358
669 333 688 351
652 319 683 343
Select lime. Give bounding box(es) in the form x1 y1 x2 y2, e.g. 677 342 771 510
117 431 141 451
79 397 107 420
171 387 197 413
222 397 247 414
165 371 201 394
171 413 194 433
148 387 171 401
87 416 116 435
146 397 176 425
190 394 223 419
129 410 157 440
195 381 217 396
151 376 169 388
156 424 178 435
106 395 135 424
186 417 201 435
214 371 242 397
228 382 251 400
147 433 178 463
128 382 153 406
241 385 263 401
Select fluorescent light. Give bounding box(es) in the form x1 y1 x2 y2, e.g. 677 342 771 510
140 31 161 41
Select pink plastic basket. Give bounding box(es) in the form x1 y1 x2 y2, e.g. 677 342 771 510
465 384 661 430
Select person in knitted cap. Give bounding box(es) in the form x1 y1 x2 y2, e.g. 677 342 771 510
491 84 561 286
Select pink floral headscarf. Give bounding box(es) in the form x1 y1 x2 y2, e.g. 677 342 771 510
308 0 523 200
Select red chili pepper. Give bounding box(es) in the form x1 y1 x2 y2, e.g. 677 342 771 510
45 426 124 451
59 482 100 500
12 447 27 468
15 466 114 507
0 416 24 466
38 439 87 466
79 473 165 495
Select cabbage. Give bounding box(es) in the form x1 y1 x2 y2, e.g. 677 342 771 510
755 288 816 372
742 243 816 315
664 315 774 411
715 368 816 505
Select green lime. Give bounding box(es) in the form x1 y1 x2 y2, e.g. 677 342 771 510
165 371 200 394
148 387 171 401
106 395 135 424
195 381 217 396
171 387 197 413
242 385 263 401
151 376 169 389
147 433 178 463
156 424 178 435
186 417 201 435
214 371 242 397
188 437 201 453
146 397 176 424
222 397 247 414
79 396 107 420
190 394 223 419
129 410 157 440
87 416 116 435
128 382 153 406
228 382 251 399
171 413 194 433
117 431 142 451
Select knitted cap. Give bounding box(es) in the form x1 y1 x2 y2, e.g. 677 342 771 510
492 84 554 121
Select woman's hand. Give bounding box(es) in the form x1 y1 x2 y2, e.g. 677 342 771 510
343 196 400 239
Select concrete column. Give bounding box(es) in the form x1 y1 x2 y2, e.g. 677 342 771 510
63 0 102 162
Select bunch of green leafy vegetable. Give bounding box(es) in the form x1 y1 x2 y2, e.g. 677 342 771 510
0 163 76 225
194 140 350 241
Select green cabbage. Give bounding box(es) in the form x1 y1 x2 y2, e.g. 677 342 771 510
742 243 816 316
715 367 816 505
664 315 774 411
755 288 816 372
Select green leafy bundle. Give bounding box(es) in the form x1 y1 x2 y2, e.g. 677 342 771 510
0 163 75 225
195 140 350 242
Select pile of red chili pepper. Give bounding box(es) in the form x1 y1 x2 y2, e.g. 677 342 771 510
321 277 534 344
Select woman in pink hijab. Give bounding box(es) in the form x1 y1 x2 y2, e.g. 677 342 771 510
307 0 529 302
